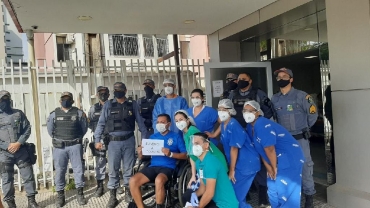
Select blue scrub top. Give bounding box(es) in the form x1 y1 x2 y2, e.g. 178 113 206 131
246 116 305 170
220 118 261 175
148 131 187 169
187 106 219 145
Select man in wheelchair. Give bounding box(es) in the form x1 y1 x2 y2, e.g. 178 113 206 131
129 113 188 208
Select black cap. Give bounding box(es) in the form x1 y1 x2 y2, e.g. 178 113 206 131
143 79 155 86
97 86 109 93
60 92 73 100
113 82 127 91
0 90 10 99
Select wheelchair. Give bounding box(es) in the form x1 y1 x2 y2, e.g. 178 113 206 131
129 157 192 208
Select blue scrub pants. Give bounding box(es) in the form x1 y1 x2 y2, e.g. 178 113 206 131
95 156 107 180
233 170 257 208
267 167 303 208
53 144 85 191
107 137 135 189
297 139 316 195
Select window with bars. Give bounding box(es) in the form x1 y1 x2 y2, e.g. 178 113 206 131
157 37 169 57
143 36 154 57
109 34 139 56
56 36 72 62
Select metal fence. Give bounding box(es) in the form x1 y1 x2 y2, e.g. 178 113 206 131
0 58 206 190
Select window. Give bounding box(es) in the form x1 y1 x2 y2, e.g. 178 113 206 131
109 34 139 56
143 35 154 57
156 37 168 57
56 36 72 62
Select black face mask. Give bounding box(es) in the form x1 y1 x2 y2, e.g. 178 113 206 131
238 80 249 89
0 99 11 112
277 80 291 88
99 93 109 102
227 81 238 91
144 86 154 97
114 91 126 99
61 100 73 108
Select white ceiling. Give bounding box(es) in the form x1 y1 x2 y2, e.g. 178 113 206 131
9 0 277 34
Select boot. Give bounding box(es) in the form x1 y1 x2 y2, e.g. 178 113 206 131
56 190 65 207
305 194 314 208
27 195 40 208
6 199 16 208
94 180 105 197
124 187 133 203
156 204 165 208
258 185 269 207
107 189 119 208
117 186 124 195
77 187 87 205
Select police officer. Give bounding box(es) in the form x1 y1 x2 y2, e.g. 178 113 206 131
219 73 238 100
88 86 110 197
47 92 88 207
138 79 161 139
0 90 39 208
271 68 318 208
94 82 148 208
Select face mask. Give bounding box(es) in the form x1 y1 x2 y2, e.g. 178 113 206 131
238 80 249 89
227 81 238 91
0 99 11 112
192 144 204 157
243 112 256 123
176 120 188 131
61 100 73 108
99 93 109 102
144 86 154 97
156 123 167 133
218 111 230 122
114 91 126 99
191 98 202 107
277 79 291 88
164 86 174 95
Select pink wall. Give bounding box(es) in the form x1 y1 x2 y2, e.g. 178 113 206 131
34 33 55 67
189 35 209 61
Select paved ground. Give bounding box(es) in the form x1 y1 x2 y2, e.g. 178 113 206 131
2 183 334 208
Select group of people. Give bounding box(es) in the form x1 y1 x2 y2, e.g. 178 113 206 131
0 67 318 208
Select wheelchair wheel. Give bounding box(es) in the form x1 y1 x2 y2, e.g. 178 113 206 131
177 163 192 207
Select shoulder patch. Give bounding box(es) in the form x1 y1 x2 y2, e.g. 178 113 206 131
309 105 316 114
306 95 314 104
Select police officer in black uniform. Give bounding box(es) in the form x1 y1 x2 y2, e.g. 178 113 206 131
219 73 238 100
0 90 39 208
88 86 110 197
137 79 161 139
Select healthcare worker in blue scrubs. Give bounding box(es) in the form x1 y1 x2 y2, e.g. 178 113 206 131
244 100 305 208
187 89 220 146
217 99 261 208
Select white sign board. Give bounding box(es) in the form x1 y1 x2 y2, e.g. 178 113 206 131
212 80 224 97
142 139 164 156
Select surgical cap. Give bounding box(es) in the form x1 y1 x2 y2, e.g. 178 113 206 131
175 110 197 126
244 100 264 116
218 99 237 116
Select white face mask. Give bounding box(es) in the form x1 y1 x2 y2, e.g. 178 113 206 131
164 86 174 95
192 144 204 157
218 111 230 122
191 98 202 107
176 120 188 131
243 112 256 123
156 123 167 133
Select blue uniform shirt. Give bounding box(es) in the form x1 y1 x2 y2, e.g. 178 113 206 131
271 87 318 135
187 106 219 145
152 96 188 134
246 117 305 170
148 131 187 169
220 118 261 175
94 98 148 143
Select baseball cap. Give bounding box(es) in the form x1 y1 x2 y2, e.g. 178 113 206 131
113 82 127 91
0 90 10 99
226 73 238 82
163 78 175 85
97 86 109 93
60 92 73 99
143 79 155 86
274 68 293 77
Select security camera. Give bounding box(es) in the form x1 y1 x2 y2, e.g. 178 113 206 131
31 25 38 30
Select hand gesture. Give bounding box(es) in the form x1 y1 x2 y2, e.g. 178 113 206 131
8 142 21 154
161 147 170 157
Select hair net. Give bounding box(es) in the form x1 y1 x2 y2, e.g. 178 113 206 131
244 100 264 116
218 99 236 116
174 110 196 126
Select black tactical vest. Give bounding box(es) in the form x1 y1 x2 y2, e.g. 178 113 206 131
230 87 258 128
139 94 160 129
107 99 135 132
0 110 22 143
89 103 102 132
54 107 83 140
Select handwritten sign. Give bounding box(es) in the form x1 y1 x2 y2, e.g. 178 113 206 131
212 80 224 97
142 139 164 156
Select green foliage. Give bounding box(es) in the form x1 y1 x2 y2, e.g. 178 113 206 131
51 179 76 193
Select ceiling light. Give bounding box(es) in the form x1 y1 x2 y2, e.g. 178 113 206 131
184 20 195 24
305 56 318 59
78 16 92 21
304 27 314 31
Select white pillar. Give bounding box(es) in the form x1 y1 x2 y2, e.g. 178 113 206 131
326 0 370 207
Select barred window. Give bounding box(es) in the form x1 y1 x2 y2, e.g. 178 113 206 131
109 34 139 56
143 36 154 57
157 37 169 57
56 36 72 62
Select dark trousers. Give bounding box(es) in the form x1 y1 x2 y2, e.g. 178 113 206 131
182 189 218 208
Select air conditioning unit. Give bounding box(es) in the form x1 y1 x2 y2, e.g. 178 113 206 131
65 34 75 44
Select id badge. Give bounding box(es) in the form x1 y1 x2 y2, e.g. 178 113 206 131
199 169 204 179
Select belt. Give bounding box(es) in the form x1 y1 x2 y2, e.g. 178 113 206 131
53 138 82 147
110 132 135 141
293 134 304 140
